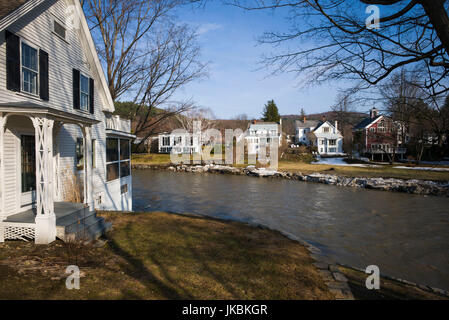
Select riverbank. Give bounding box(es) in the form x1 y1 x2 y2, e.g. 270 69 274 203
0 211 333 299
132 163 449 197
132 153 449 181
0 211 446 300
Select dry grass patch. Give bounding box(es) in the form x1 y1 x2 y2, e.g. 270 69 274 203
132 153 449 181
278 161 449 181
0 211 333 300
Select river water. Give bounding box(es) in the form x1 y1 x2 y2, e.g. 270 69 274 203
132 170 449 290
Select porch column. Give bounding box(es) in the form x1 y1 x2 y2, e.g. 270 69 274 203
82 125 93 209
0 113 6 222
32 116 56 244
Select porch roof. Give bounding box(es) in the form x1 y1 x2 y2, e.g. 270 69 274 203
106 129 136 139
0 101 100 125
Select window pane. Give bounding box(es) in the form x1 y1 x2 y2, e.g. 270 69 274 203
120 139 130 160
80 75 89 93
21 43 37 71
80 92 89 111
106 138 119 162
54 20 66 39
92 139 96 168
107 163 119 181
21 135 36 193
120 161 130 178
76 138 84 170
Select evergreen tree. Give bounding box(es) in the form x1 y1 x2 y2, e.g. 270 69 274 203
262 100 281 122
300 108 306 119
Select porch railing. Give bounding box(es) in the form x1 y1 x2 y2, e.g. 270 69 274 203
106 116 131 133
364 147 406 154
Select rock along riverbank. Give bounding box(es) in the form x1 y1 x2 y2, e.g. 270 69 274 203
132 163 449 197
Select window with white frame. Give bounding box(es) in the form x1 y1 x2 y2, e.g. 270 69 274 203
329 139 336 146
323 127 330 133
21 42 38 95
162 136 170 146
80 74 90 111
174 136 182 145
106 138 130 182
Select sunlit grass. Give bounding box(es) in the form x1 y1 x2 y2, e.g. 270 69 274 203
0 211 333 300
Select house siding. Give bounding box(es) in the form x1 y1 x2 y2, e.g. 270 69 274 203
0 0 132 215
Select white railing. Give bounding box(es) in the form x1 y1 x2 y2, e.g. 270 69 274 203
106 115 131 133
365 147 406 154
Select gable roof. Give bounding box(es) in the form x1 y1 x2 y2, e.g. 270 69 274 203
0 0 29 20
353 115 382 130
0 0 115 112
295 119 321 129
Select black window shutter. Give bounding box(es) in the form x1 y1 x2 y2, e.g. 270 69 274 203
73 69 80 109
5 30 20 92
39 49 49 101
89 77 94 114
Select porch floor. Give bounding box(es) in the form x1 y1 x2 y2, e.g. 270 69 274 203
4 202 86 224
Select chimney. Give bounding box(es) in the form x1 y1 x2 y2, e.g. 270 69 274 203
370 107 378 119
334 120 338 133
322 115 326 122
303 116 306 123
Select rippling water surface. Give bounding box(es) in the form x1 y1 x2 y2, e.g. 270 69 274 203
132 170 449 290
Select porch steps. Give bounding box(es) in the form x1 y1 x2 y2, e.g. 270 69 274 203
56 206 112 242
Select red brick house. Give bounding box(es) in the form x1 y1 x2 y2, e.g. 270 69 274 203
353 108 406 162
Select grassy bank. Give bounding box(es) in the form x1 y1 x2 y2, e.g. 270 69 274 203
132 153 449 181
0 211 446 300
0 211 332 299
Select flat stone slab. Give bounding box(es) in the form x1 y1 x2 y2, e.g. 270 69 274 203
333 272 348 282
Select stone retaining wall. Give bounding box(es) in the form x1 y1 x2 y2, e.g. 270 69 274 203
132 163 449 197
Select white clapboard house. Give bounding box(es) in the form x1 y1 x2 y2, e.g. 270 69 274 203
245 121 282 155
295 117 344 155
0 0 135 244
158 131 201 154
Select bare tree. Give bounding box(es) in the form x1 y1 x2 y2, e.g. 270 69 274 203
174 107 216 133
230 0 449 98
380 69 448 152
82 0 208 146
233 113 249 120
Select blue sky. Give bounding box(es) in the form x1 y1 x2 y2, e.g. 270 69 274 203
171 2 343 119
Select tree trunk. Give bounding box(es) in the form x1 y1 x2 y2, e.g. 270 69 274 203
420 0 449 55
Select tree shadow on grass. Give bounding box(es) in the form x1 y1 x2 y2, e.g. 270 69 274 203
173 223 244 299
104 224 194 299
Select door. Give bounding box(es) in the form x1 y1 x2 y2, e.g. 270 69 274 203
21 135 36 207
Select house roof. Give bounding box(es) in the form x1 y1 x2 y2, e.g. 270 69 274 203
0 101 100 125
0 0 28 20
353 115 382 130
248 122 280 131
295 119 321 130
